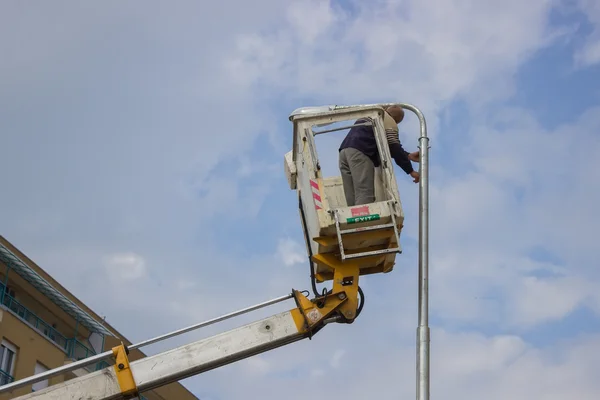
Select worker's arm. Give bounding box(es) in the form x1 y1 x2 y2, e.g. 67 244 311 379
389 142 414 174
384 118 414 174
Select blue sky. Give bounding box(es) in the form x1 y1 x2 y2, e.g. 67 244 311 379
1 0 600 399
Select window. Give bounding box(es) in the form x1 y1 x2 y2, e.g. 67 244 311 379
0 340 17 385
32 362 49 392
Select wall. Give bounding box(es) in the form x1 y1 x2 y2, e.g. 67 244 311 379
0 309 67 399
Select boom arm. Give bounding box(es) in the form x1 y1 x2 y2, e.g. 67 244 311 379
7 258 364 400
13 296 327 400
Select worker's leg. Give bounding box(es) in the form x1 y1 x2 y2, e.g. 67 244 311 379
339 149 356 206
345 148 375 205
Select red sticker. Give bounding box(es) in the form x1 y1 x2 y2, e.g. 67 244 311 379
351 206 370 216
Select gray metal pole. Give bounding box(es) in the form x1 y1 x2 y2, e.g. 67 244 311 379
333 102 431 399
400 103 430 400
130 293 293 350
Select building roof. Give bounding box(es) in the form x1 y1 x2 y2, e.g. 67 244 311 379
0 241 114 337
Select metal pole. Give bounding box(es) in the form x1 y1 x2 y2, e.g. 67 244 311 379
400 103 430 400
130 293 293 350
333 102 430 399
0 293 294 394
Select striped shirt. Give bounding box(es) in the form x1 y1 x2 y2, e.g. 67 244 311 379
339 111 414 174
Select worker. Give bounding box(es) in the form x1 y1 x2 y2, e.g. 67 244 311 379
338 105 420 206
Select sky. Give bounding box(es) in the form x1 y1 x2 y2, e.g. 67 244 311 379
1 0 600 399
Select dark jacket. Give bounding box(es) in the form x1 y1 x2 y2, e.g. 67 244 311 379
339 117 414 174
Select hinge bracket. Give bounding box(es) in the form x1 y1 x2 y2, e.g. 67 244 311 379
112 343 138 397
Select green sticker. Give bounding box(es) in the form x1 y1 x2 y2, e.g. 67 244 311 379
346 214 380 224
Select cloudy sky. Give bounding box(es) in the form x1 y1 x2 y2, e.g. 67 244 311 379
2 0 600 399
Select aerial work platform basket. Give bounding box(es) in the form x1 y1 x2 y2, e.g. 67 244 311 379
285 104 405 283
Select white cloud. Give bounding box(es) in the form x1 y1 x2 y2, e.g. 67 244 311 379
226 0 565 123
103 252 147 282
286 0 339 44
508 275 590 327
329 349 346 369
277 238 306 267
429 330 600 400
435 331 528 376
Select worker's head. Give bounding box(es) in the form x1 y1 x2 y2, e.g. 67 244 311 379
385 105 405 124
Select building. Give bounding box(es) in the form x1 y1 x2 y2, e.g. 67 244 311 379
0 236 198 399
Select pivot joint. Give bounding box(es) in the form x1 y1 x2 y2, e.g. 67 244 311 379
112 343 138 397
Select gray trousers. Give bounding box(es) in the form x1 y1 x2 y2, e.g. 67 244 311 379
339 147 375 206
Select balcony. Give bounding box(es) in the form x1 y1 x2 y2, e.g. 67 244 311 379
0 369 14 386
0 284 106 372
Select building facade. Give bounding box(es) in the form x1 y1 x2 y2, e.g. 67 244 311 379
0 236 198 399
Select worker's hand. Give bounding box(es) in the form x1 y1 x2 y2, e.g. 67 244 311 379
408 151 420 162
410 171 420 183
